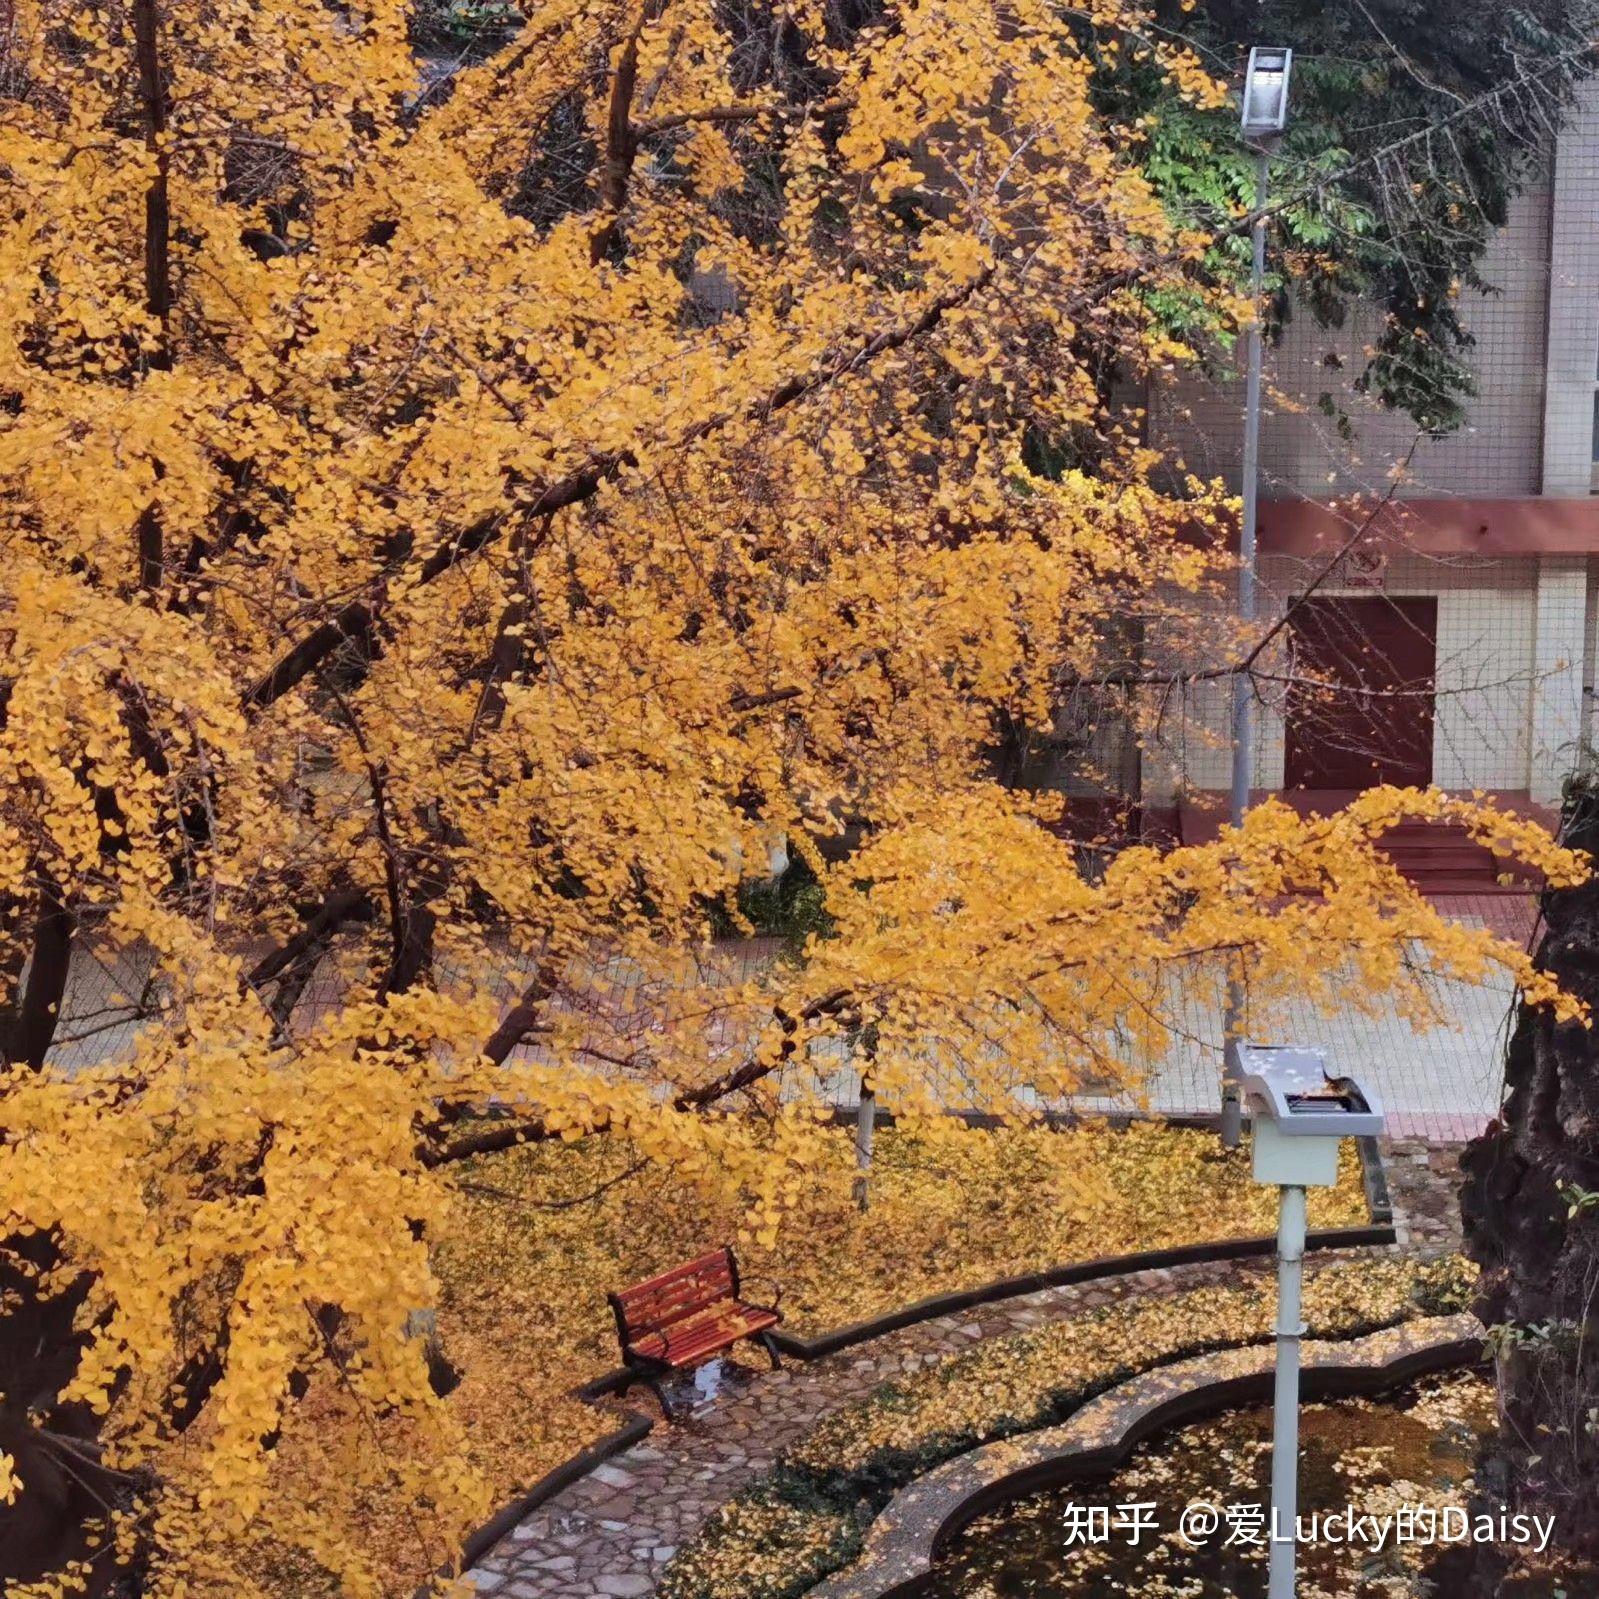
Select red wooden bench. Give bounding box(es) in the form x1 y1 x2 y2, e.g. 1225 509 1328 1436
609 1246 782 1413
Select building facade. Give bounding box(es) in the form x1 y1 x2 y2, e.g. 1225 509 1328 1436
1140 81 1599 816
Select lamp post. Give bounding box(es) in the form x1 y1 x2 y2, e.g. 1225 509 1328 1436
1240 1045 1384 1599
1221 46 1293 1149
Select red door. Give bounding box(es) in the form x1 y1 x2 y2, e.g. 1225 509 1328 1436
1283 595 1436 791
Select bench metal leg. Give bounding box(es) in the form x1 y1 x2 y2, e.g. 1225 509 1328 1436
621 1365 680 1421
759 1331 783 1371
646 1376 678 1419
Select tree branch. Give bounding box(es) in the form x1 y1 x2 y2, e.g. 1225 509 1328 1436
132 0 171 595
419 988 852 1165
242 602 374 709
1061 462 1414 696
244 268 993 713
729 685 802 713
247 885 376 988
588 2 659 265
132 0 171 352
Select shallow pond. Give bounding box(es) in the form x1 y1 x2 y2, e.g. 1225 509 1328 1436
925 1372 1578 1599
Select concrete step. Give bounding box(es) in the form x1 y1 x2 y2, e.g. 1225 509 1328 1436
1384 874 1532 895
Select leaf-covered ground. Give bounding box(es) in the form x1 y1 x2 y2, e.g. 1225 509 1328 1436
429 1124 1370 1561
659 1254 1474 1599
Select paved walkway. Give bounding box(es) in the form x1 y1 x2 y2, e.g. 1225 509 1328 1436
461 1141 1465 1598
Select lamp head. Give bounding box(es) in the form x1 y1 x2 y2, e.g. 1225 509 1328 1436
1238 1043 1385 1188
1241 46 1293 142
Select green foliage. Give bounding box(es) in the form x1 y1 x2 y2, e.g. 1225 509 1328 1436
411 0 522 52
1104 0 1596 432
708 852 835 945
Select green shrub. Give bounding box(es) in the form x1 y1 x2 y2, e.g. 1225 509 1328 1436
706 853 835 944
411 0 521 52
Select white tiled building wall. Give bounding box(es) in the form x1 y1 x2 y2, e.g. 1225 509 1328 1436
1146 556 1560 799
1145 92 1599 506
1432 562 1538 791
1530 555 1590 798
1150 174 1554 501
1542 79 1599 496
1138 84 1599 802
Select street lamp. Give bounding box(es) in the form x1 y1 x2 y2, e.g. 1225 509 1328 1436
1221 45 1294 1148
1241 47 1293 139
1240 1045 1384 1599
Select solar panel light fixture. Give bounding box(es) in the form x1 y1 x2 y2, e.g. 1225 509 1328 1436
1240 46 1293 141
1241 1043 1384 1599
1240 1043 1384 1188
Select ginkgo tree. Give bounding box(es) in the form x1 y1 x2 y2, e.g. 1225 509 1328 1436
0 0 1585 1593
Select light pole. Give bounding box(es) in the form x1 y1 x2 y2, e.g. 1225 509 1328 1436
1240 1046 1385 1599
1221 46 1293 1148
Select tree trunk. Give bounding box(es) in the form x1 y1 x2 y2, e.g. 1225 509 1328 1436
1 872 73 1070
0 1236 140 1597
1459 777 1599 1572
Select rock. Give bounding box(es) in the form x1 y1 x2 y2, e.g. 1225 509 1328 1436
595 1577 652 1597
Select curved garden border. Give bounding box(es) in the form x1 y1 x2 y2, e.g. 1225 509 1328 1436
447 1413 653 1578
768 1221 1392 1361
434 1135 1395 1593
806 1312 1484 1599
438 1225 1401 1590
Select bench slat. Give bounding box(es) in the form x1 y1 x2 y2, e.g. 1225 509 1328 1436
618 1248 735 1301
629 1305 779 1368
617 1264 731 1314
610 1245 780 1392
616 1280 731 1335
613 1251 736 1337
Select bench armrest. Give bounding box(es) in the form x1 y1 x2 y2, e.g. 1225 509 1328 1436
740 1276 783 1315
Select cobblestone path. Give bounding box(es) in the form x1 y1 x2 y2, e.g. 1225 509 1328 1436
1383 1137 1466 1254
462 1139 1464 1598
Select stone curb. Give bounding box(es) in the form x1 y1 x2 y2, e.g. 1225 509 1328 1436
457 1136 1396 1590
808 1312 1484 1599
1357 1133 1394 1225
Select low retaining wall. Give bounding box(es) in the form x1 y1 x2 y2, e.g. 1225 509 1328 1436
808 1312 1485 1599
449 1136 1397 1591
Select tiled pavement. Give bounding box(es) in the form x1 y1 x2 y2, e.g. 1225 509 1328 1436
50 901 1538 1145
462 1140 1466 1598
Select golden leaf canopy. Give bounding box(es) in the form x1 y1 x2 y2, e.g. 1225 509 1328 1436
0 0 1582 1592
